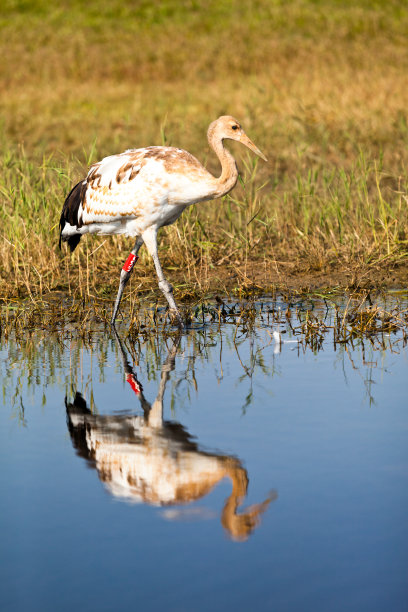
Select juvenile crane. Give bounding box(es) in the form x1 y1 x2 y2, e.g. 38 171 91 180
59 116 267 326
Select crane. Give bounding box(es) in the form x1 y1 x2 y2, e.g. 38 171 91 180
59 115 267 326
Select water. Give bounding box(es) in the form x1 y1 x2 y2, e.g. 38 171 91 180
1 299 407 612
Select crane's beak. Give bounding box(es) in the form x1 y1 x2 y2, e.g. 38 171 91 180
240 133 268 162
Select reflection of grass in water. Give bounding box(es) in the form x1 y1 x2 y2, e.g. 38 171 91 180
1 290 408 339
1 296 407 417
1 1 408 300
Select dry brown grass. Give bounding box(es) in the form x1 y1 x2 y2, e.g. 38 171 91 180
1 0 407 308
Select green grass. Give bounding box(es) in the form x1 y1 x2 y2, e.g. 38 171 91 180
0 0 407 305
0 144 406 301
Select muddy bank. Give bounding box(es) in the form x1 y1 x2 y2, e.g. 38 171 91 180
167 260 408 301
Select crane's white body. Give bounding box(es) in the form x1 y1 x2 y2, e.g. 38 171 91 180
60 146 222 241
59 116 267 325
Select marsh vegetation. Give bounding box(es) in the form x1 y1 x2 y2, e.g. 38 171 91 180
0 0 407 316
2 7 408 608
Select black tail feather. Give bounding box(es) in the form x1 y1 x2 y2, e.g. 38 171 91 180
67 234 82 252
59 180 87 252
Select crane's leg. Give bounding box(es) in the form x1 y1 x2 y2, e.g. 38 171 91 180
142 227 184 329
111 237 143 326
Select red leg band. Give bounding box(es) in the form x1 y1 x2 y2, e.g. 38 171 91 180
126 373 141 395
122 253 138 273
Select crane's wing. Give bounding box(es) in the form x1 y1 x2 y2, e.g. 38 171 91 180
80 149 152 224
60 149 160 240
59 146 212 250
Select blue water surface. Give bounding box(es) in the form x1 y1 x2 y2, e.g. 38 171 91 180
0 300 407 612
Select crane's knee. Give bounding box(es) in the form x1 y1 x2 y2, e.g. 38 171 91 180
158 279 173 295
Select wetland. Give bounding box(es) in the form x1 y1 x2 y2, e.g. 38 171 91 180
1 295 407 611
1 1 408 609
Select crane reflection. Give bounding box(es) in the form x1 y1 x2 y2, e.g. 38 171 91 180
66 331 275 541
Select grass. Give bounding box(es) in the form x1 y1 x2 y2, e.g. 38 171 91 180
0 0 408 313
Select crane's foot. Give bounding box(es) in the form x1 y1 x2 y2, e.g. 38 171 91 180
169 308 185 330
110 299 122 326
158 279 185 329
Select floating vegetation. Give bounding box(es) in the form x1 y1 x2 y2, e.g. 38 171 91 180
1 291 407 349
1 293 407 421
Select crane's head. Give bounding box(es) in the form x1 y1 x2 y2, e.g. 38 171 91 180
209 115 268 162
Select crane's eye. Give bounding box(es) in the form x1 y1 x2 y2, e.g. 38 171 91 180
231 125 239 131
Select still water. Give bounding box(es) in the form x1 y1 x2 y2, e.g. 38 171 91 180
1 299 407 612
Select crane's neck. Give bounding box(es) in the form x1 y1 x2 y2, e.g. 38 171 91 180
209 136 239 199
